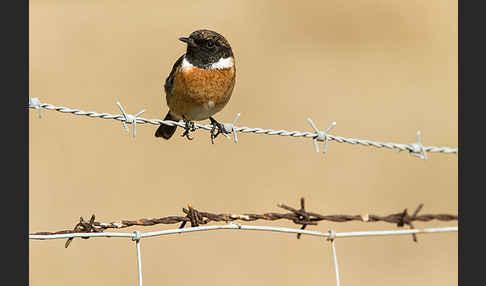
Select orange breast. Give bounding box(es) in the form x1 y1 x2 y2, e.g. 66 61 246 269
166 65 236 121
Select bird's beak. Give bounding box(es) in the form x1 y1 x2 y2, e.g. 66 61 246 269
179 37 197 47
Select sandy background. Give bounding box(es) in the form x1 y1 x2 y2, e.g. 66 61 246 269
29 1 458 285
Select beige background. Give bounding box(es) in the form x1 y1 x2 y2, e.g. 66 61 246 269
29 1 458 285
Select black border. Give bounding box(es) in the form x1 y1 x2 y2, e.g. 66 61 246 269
459 0 474 285
3 1 29 285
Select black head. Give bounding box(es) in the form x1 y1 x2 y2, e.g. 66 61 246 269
179 29 233 69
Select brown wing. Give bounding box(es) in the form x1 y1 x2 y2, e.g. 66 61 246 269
164 54 185 95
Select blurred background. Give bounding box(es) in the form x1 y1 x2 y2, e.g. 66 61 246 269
29 1 457 285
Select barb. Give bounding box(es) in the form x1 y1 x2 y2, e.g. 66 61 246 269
29 198 457 247
307 118 336 153
116 101 145 138
407 131 428 160
29 97 43 118
222 113 241 143
28 99 458 157
64 214 100 248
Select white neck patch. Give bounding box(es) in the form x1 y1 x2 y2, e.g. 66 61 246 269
210 57 234 70
181 57 194 71
181 56 234 71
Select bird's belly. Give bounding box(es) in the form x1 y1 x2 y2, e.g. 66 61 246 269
166 66 235 121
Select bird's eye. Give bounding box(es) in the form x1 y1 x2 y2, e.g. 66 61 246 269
206 41 215 48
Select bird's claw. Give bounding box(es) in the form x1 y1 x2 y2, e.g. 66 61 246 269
209 117 229 144
181 116 196 140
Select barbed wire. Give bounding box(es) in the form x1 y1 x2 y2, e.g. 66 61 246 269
29 198 458 247
29 219 458 286
28 98 458 158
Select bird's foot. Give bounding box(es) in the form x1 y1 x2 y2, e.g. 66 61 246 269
181 116 196 140
209 117 229 144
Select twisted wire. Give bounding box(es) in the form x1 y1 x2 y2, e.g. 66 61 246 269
28 99 458 155
29 198 458 247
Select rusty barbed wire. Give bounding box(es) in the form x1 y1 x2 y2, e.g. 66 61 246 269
28 98 458 158
29 198 458 247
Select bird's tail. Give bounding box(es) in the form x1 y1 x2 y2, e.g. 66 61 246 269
154 112 179 139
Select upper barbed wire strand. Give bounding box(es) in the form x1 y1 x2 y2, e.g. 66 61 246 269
28 99 458 155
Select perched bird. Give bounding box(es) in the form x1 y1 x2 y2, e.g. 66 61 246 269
155 29 236 143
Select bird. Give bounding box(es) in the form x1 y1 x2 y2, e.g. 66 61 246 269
155 29 236 143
